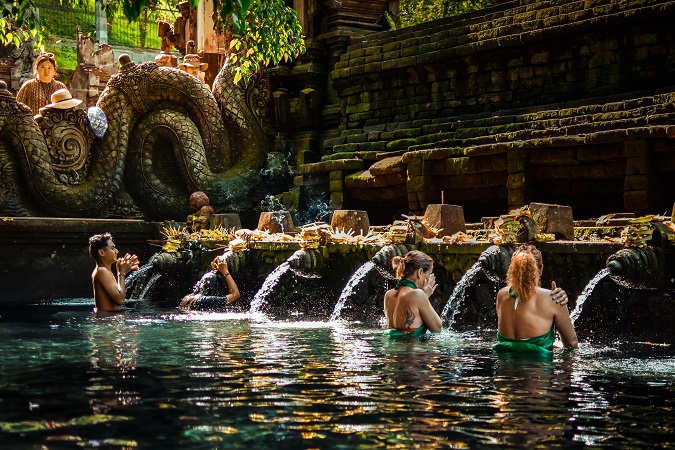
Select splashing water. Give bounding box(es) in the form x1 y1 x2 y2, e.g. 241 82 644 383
261 195 285 213
329 261 375 322
440 262 483 329
138 272 162 300
571 268 610 324
249 262 291 313
126 263 154 299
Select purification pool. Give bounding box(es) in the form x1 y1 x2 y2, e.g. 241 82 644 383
1 300 673 449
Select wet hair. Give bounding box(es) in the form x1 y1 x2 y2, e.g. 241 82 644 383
506 243 543 304
89 233 112 259
34 52 57 73
392 250 434 279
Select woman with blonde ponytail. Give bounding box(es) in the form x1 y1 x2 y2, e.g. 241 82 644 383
383 250 442 336
494 244 577 354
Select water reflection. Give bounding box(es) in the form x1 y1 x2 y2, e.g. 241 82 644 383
1 305 674 449
86 315 141 415
488 354 574 446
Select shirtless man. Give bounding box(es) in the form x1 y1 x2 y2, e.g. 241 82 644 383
89 233 140 313
384 250 442 335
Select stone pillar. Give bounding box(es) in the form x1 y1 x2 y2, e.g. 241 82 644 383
623 140 656 215
507 148 533 211
329 170 345 210
403 154 425 215
95 0 108 44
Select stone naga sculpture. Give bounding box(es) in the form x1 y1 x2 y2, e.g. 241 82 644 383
0 54 266 219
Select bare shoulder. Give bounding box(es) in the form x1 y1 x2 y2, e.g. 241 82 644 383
93 266 113 282
406 288 428 302
496 286 510 304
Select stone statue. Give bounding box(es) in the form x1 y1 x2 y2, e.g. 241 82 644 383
0 52 267 219
155 20 178 68
178 41 208 83
187 191 214 232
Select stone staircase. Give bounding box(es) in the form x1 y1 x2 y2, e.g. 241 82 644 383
296 0 675 223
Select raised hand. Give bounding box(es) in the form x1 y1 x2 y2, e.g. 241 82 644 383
422 273 438 297
211 255 229 275
116 253 140 275
551 280 568 305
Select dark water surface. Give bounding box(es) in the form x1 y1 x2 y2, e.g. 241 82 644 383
0 300 673 449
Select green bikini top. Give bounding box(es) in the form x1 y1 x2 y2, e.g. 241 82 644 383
395 279 417 290
509 287 519 310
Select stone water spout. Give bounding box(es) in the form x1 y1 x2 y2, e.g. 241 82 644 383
330 244 413 322
606 247 661 289
287 248 324 275
477 245 515 282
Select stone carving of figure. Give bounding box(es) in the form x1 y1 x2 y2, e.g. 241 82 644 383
35 88 94 185
187 191 214 232
16 52 67 115
178 41 208 83
155 20 178 68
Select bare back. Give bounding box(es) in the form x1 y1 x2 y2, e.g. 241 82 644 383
384 287 442 333
496 286 577 347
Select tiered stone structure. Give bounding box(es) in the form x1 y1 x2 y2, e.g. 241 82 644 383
294 0 675 221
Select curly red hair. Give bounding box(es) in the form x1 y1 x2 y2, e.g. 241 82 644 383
506 243 543 304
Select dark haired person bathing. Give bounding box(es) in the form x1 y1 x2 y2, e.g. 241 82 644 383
89 233 140 313
384 250 442 336
494 244 578 354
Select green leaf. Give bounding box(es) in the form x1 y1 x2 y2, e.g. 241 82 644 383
220 0 233 19
240 0 252 15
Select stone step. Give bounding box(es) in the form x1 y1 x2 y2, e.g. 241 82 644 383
335 0 675 81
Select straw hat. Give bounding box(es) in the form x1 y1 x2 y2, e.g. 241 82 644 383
179 54 208 71
45 89 82 109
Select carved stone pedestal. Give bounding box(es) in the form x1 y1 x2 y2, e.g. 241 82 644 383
258 211 295 234
210 213 241 230
331 209 370 235
529 202 574 240
422 204 466 237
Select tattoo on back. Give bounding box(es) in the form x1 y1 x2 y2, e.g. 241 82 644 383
400 305 415 330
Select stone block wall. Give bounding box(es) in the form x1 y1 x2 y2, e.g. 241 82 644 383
331 0 675 128
295 0 675 222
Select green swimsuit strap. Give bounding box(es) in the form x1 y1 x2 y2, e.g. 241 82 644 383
395 278 417 290
509 286 519 310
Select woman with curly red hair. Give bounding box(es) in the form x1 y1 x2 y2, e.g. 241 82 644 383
494 244 577 354
384 250 442 336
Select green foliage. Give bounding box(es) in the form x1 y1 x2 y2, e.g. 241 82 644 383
101 0 305 84
398 0 492 28
217 0 305 85
0 0 40 46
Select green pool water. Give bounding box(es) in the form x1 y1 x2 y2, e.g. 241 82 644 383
0 300 673 449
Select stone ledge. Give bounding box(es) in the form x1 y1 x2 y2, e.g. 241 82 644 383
297 159 365 175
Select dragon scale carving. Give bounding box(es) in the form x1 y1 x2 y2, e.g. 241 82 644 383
0 59 267 219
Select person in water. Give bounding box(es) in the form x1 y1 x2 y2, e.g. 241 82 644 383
16 52 68 115
90 233 140 313
384 250 442 335
179 255 241 309
494 243 578 354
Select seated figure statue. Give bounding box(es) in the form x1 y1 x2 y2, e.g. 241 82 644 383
187 191 214 232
